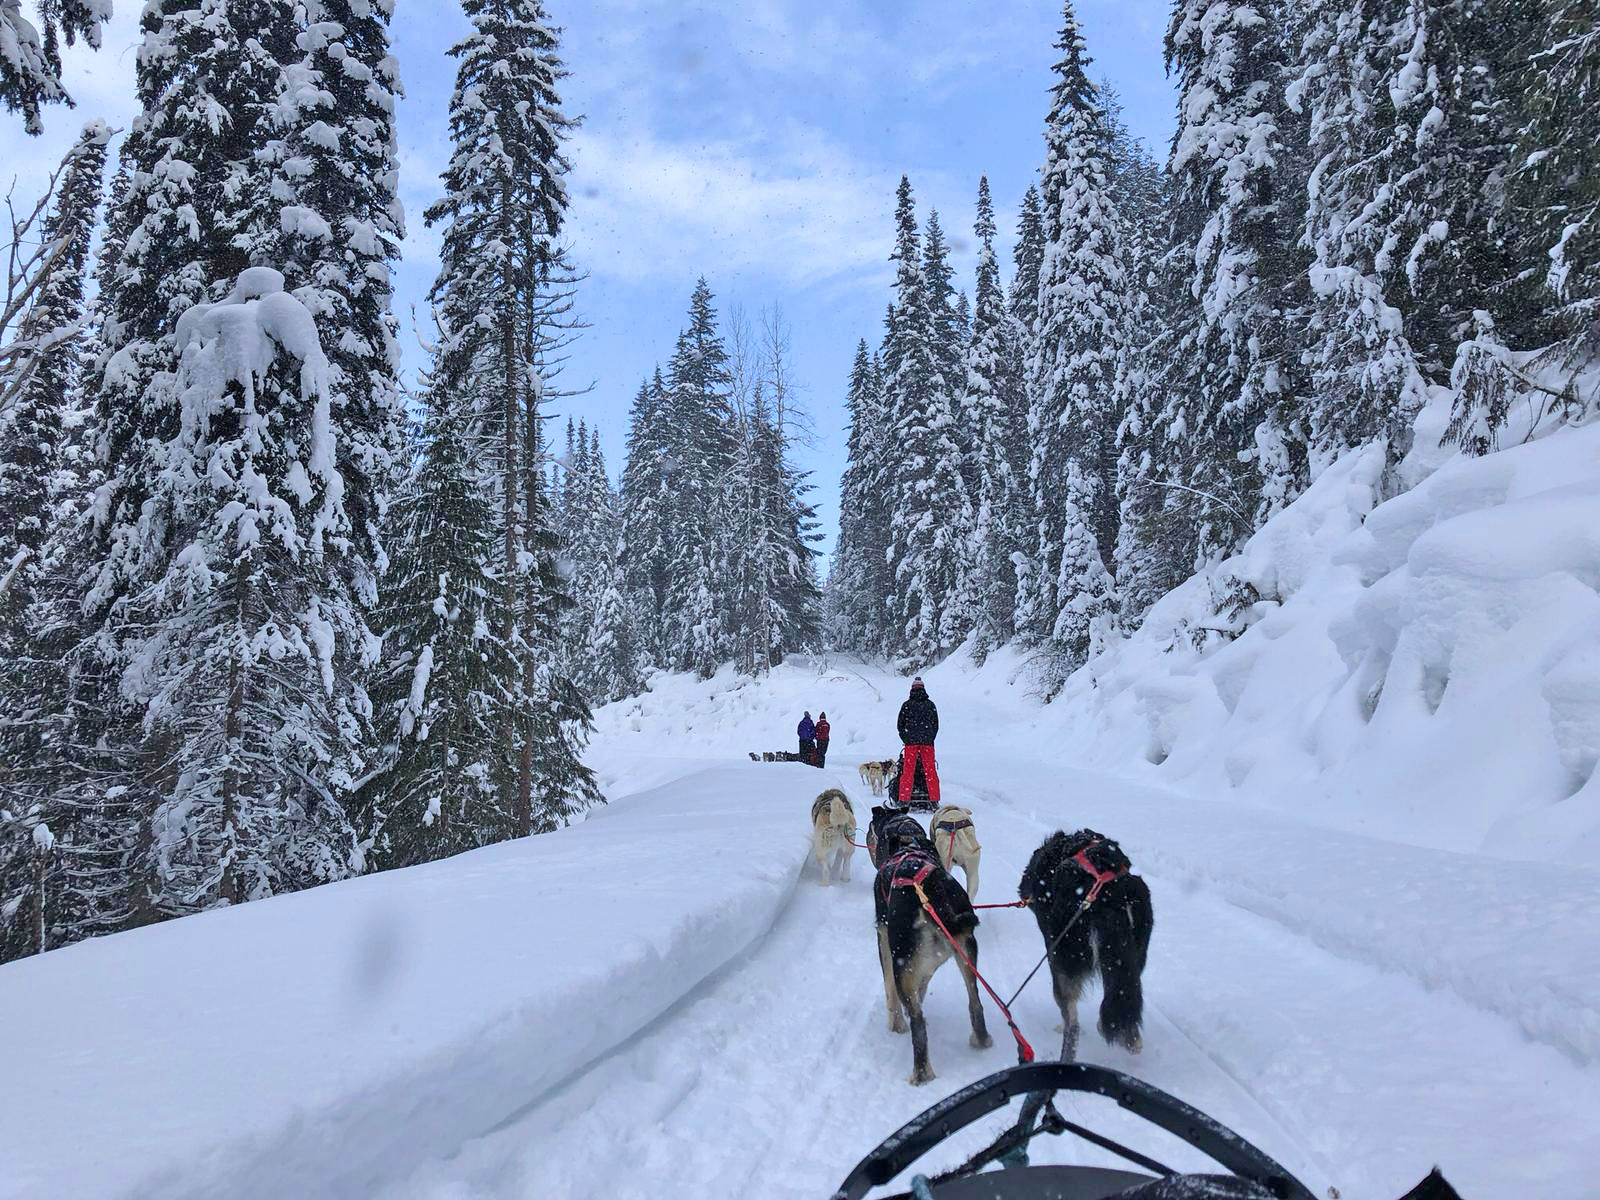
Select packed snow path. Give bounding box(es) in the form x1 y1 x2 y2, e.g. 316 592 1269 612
387 762 1600 1199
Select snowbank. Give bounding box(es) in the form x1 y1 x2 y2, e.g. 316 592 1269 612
0 766 813 1200
1054 400 1600 862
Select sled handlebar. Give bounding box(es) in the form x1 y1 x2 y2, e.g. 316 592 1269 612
830 1062 1316 1200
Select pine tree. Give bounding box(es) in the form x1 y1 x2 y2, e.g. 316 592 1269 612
1007 184 1046 638
1293 0 1511 473
658 281 738 672
0 120 108 621
1451 3 1598 452
55 0 401 924
1145 0 1309 576
964 177 1023 661
833 339 891 652
1020 1 1128 670
0 0 109 135
584 545 641 704
0 119 109 960
415 0 597 838
369 406 520 867
881 176 974 662
619 369 672 662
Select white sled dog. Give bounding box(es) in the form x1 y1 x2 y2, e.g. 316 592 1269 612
858 759 895 796
811 788 856 885
931 805 981 899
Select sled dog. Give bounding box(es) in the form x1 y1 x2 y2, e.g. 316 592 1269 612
810 788 856 885
1018 829 1153 1062
930 805 981 899
857 759 896 796
869 806 992 1084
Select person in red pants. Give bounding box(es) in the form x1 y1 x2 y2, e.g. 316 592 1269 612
896 677 940 808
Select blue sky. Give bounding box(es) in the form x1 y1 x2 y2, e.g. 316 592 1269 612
6 0 1175 565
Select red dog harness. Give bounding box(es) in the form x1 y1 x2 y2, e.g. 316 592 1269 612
877 848 938 902
1071 839 1126 905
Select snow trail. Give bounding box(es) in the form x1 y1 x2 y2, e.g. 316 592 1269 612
387 741 1600 1199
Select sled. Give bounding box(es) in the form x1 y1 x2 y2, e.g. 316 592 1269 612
885 759 936 812
832 1062 1462 1200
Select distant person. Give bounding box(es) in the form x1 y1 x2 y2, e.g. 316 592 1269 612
896 677 940 808
797 711 816 763
814 712 831 767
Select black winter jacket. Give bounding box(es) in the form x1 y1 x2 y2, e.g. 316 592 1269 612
897 691 939 745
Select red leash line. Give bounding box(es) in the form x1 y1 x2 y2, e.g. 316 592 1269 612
912 880 1035 1065
971 899 1029 910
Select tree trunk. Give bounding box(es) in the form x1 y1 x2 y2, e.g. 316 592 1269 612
520 347 539 834
501 291 529 838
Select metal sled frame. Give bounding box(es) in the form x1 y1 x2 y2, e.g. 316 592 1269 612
831 1063 1317 1200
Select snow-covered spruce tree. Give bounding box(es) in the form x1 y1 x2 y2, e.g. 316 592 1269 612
584 544 641 704
0 120 108 622
832 339 892 653
1105 100 1183 625
658 280 739 675
963 177 1023 662
881 176 974 663
58 0 404 922
921 208 969 491
409 0 598 839
1292 0 1512 474
1141 0 1309 577
0 0 108 135
277 0 409 584
619 368 673 664
1007 183 1046 638
1450 3 1600 452
1020 2 1129 669
0 120 108 959
367 406 521 868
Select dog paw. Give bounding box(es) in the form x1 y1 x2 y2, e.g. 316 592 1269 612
1124 1032 1142 1054
971 1032 993 1050
890 1016 909 1034
909 1067 936 1086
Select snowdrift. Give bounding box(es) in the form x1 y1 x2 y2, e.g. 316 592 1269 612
1054 400 1600 862
0 766 813 1200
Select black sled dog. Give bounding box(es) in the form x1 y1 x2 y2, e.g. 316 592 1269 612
1019 829 1153 1062
868 806 992 1084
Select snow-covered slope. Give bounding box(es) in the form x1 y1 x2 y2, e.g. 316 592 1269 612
1052 401 1600 861
0 767 814 1200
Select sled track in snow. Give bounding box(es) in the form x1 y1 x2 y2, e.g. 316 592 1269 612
386 770 1600 1200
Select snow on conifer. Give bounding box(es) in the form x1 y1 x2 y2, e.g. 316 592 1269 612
1019 2 1129 669
881 176 974 663
963 177 1023 662
0 0 109 135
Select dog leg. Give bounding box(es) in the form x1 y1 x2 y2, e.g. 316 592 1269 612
879 926 907 1034
1051 968 1085 1062
963 853 979 901
956 933 993 1050
897 967 934 1085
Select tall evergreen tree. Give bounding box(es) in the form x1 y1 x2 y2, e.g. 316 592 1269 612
963 177 1023 661
1020 1 1128 668
833 339 891 652
1143 0 1309 577
882 176 974 662
1293 0 1511 474
619 369 672 660
402 0 598 840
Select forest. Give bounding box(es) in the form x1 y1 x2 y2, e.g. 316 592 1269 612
1 0 1596 961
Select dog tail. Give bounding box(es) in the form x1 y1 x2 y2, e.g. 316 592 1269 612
828 790 853 829
1095 874 1153 1050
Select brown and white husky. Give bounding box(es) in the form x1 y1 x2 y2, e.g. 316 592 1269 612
810 788 856 885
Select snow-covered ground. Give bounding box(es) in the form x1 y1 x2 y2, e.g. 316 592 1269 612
1052 398 1600 863
6 415 1598 1198
0 765 815 1200
5 654 1597 1198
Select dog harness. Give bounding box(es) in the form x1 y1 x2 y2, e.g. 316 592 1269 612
934 818 972 835
1070 838 1127 905
877 848 938 902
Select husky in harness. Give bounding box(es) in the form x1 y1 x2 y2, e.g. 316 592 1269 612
869 806 993 1084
